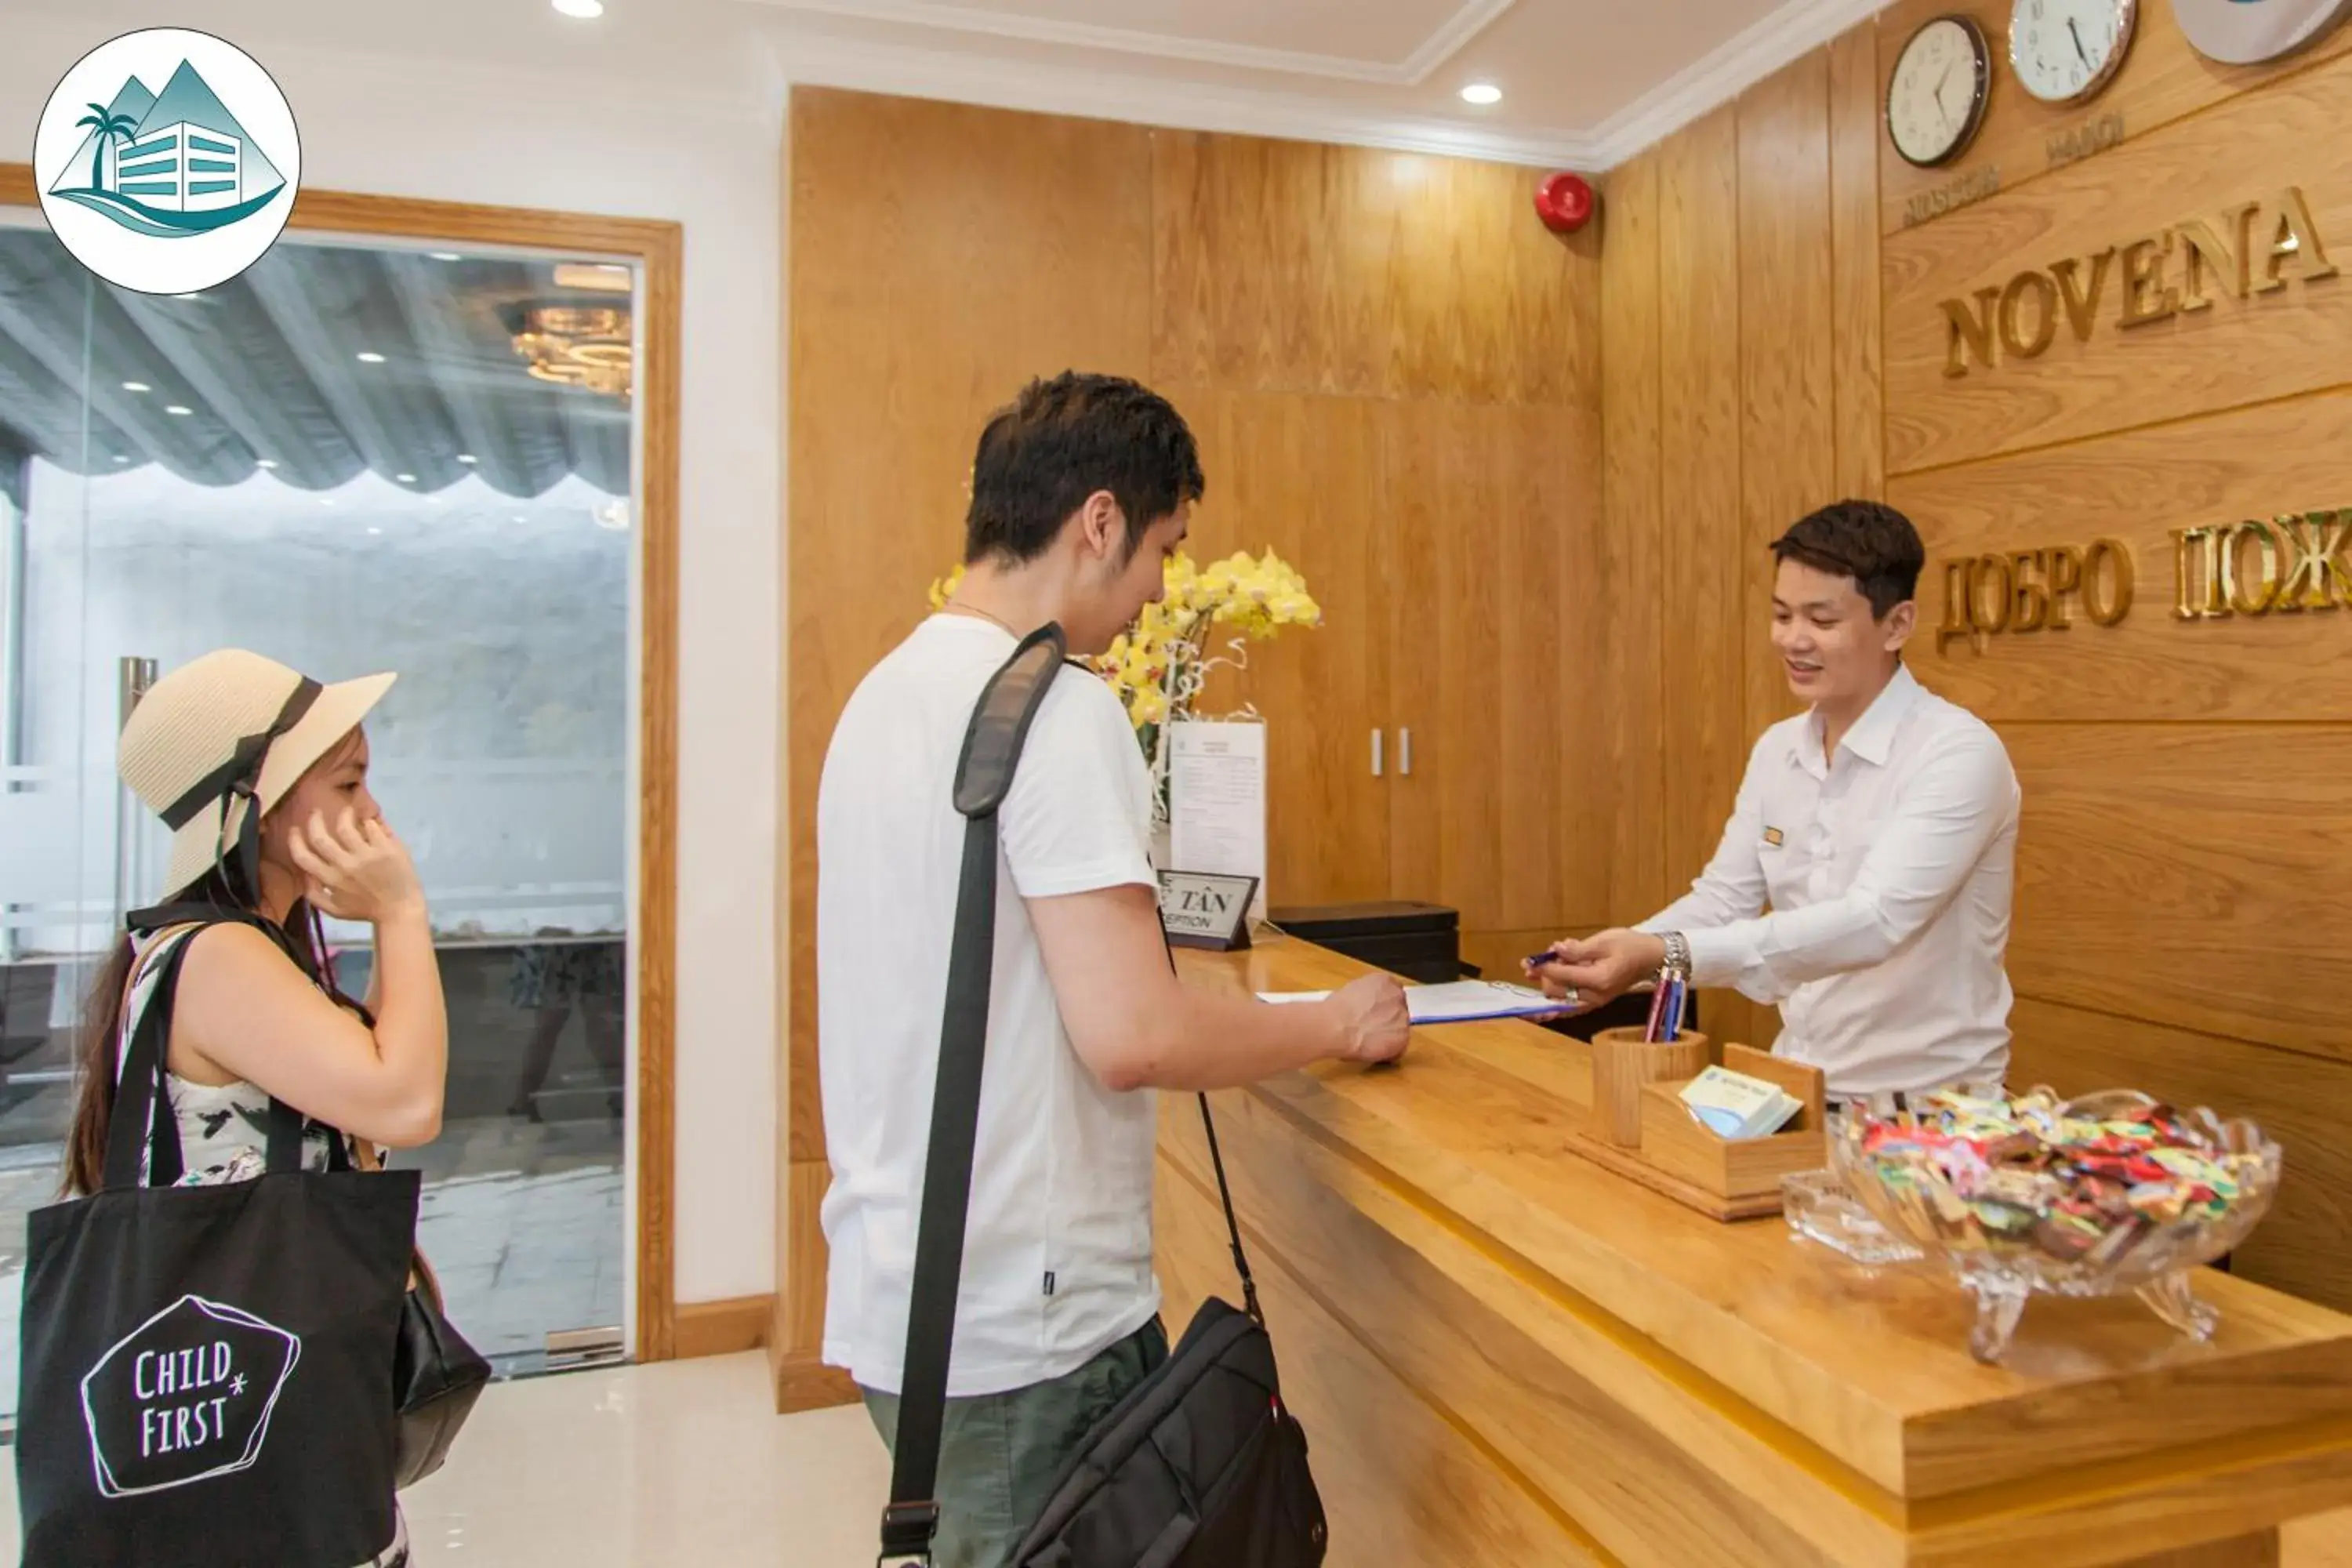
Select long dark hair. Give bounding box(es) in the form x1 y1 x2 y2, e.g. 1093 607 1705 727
62 865 351 1197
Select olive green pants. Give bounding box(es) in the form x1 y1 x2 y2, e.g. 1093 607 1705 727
862 1317 1169 1568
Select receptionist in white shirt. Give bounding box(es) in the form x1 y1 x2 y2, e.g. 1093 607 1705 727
1533 499 2020 1101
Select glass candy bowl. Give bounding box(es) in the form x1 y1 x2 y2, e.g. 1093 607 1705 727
1829 1087 2281 1362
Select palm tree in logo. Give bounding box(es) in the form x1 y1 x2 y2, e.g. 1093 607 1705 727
74 103 140 195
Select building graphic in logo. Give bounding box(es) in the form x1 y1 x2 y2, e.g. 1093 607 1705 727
78 1294 303 1499
34 29 300 296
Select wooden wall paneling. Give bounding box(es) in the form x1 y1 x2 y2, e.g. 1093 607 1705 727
2006 998 2352 1313
1896 389 2352 723
1146 136 1589 409
1149 132 1375 398
1735 56 1838 1051
1882 51 2352 474
1657 107 1747 888
1155 1149 1601 1566
1156 387 1393 907
782 88 1155 1397
1657 107 1761 1045
1597 149 1670 923
1875 0 2352 239
786 87 1155 1159
1829 22 1888 503
2002 723 2352 1062
1738 50 1838 744
1378 399 1594 937
1381 400 1504 928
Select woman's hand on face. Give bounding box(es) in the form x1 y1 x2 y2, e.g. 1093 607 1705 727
288 808 426 926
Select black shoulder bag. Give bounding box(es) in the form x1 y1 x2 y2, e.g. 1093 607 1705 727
877 625 1328 1568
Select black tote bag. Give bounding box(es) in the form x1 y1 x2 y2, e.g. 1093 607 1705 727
15 920 418 1568
878 625 1327 1568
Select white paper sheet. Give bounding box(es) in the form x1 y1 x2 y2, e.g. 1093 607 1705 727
1168 720 1268 921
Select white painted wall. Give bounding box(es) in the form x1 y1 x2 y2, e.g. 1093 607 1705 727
0 10 785 1307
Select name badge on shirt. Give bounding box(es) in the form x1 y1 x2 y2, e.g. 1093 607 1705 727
1762 826 1785 848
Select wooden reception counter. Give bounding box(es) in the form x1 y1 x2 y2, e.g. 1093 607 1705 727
1155 938 2352 1568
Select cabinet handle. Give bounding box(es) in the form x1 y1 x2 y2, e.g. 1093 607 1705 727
1370 728 1384 778
1399 727 1414 777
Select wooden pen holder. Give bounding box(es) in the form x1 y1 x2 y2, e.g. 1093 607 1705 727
1589 1027 1715 1147
1639 1045 1828 1205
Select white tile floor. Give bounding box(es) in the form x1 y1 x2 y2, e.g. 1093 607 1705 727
0 1351 2347 1564
0 1353 894 1566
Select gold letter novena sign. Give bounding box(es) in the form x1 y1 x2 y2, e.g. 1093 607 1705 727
1940 188 2336 377
1936 507 2352 652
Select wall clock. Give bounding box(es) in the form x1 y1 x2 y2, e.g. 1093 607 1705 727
2010 0 2138 102
1887 15 1993 167
2172 0 2352 63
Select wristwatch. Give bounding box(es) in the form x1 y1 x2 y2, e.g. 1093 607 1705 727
1659 930 1692 977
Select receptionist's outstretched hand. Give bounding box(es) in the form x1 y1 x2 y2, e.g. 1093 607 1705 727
1531 928 1668 1006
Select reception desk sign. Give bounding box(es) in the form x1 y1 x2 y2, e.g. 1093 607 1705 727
1936 507 2350 652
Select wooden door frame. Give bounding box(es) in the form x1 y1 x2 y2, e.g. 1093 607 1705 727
0 165 686 1361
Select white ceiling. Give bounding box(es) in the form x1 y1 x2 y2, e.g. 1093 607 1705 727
4 0 1888 167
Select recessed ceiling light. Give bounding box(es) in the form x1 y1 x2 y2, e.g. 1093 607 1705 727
367 526 383 535
113 455 129 464
256 459 279 470
356 351 387 364
122 380 151 393
1460 82 1503 105
164 405 192 416
429 252 463 262
319 498 335 507
174 292 202 301
397 473 417 483
457 453 478 464
513 515 528 524
552 0 604 16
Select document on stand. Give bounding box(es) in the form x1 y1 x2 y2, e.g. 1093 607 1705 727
1169 721 1268 921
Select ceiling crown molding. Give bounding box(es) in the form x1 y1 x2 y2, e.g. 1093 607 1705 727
768 26 1602 167
1589 0 1890 164
745 0 1520 85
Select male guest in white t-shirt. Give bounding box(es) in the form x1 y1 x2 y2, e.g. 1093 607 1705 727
1532 499 2020 1102
817 372 1411 1567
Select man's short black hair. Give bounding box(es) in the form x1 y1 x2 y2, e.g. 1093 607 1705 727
964 372 1205 567
1769 499 1926 620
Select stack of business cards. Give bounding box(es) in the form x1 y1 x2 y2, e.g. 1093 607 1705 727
1679 1065 1802 1140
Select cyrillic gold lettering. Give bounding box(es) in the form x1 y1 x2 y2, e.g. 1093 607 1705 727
2084 538 2134 626
2172 528 2205 621
2047 544 2084 630
2010 549 2049 630
1973 554 2015 633
2225 519 2282 615
1936 560 1977 652
2277 509 2348 612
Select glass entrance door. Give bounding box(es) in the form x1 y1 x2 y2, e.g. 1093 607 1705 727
0 212 643 1420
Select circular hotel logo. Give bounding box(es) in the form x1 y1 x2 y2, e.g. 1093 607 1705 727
32 28 300 296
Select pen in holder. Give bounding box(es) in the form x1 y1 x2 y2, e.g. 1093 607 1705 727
1592 983 1713 1153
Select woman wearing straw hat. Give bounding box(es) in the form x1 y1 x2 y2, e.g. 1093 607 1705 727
55 647 447 1567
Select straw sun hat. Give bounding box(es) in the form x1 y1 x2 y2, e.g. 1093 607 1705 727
118 649 397 903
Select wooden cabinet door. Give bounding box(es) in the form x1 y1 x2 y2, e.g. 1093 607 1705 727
1380 399 1599 956
1171 387 1391 907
